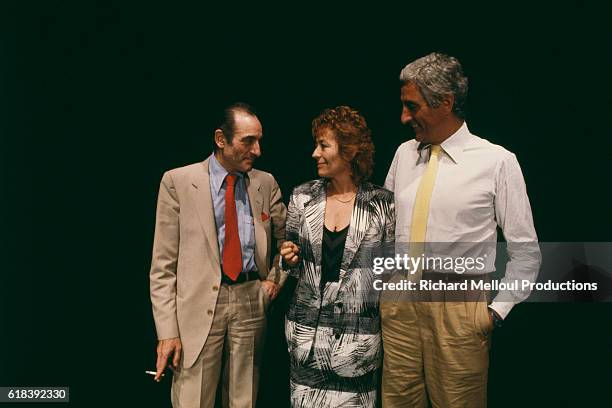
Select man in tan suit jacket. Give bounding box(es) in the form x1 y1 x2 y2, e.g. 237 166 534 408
149 103 286 408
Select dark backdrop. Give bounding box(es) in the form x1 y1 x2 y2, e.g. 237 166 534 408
1 1 611 407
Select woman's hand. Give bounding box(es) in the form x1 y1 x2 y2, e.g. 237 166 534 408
280 241 300 267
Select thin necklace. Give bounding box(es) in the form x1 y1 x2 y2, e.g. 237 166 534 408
332 193 356 203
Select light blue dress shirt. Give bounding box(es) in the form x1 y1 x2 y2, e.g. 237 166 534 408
209 153 257 274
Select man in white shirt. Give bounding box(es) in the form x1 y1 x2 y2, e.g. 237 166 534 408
382 53 541 407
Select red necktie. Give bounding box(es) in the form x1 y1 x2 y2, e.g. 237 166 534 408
223 174 242 281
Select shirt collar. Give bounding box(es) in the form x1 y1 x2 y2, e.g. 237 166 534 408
209 153 245 194
417 121 472 164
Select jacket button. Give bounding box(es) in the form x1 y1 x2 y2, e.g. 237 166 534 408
207 310 213 316
335 333 341 340
212 285 219 291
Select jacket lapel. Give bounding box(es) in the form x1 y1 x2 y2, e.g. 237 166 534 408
246 173 265 274
303 180 326 270
191 158 220 265
336 184 372 292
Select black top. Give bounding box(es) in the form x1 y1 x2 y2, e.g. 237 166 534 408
320 224 349 291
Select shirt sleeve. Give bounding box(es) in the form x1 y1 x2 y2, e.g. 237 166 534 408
384 148 400 192
490 153 542 319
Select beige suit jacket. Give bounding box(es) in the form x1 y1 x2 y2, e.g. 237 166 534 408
149 157 287 368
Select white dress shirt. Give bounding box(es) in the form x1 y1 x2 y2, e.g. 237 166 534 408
384 122 541 318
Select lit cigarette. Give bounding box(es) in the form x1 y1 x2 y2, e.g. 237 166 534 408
145 364 176 376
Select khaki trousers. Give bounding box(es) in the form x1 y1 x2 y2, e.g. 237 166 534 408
171 279 270 408
381 293 492 408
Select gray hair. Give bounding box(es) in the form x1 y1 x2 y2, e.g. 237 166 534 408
399 52 468 119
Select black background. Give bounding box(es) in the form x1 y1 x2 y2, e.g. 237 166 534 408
1 1 611 407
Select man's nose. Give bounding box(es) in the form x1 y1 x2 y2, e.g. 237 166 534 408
251 141 261 157
401 107 413 125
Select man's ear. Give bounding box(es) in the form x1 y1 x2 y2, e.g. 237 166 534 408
442 94 455 115
214 129 226 149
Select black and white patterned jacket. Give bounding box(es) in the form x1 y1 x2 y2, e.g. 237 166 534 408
283 179 395 405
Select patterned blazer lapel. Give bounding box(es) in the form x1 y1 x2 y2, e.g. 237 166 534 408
336 183 373 293
303 180 326 270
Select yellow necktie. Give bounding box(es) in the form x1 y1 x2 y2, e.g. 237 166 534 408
409 144 441 279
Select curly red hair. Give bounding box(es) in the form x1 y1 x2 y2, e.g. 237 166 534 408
312 106 375 184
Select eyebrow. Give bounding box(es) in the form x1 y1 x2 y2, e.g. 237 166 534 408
240 134 262 140
403 101 421 109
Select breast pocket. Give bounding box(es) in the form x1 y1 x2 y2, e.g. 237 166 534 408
262 217 271 232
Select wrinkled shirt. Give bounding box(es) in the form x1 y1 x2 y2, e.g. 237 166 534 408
385 122 541 318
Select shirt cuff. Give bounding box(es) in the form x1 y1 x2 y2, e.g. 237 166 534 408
488 301 514 320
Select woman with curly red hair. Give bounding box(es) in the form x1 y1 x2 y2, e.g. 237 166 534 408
280 106 395 407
